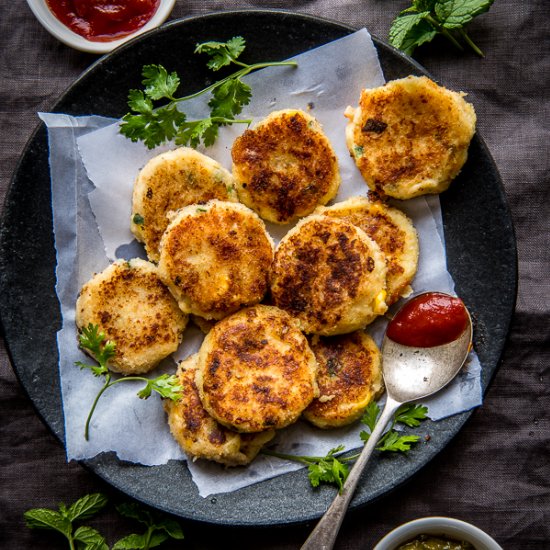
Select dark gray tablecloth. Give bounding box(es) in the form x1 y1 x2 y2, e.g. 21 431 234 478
1 1 548 549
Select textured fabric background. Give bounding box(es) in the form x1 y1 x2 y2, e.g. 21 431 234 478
1 1 548 548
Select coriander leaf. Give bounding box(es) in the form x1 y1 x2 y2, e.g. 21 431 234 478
67 493 108 523
127 90 153 115
78 324 116 367
175 118 217 149
74 526 109 550
76 362 109 377
389 12 438 56
209 78 252 119
195 36 246 70
361 401 380 433
141 65 180 100
395 404 429 428
307 446 349 493
137 374 182 401
435 0 494 29
24 508 72 536
376 431 420 452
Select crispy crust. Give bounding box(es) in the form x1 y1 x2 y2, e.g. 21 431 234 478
157 200 274 320
232 109 341 224
315 196 419 305
75 259 187 374
270 215 388 335
164 354 275 466
196 305 318 433
131 147 238 262
303 331 384 428
345 76 476 199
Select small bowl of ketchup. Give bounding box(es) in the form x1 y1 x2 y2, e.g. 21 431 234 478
26 0 176 54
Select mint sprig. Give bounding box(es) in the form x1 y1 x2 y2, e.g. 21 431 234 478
389 0 494 57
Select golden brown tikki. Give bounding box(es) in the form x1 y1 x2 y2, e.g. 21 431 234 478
270 215 388 335
195 305 319 433
231 109 341 224
157 200 274 320
345 76 476 199
131 147 238 262
304 331 383 429
164 354 275 466
315 196 419 305
76 259 187 375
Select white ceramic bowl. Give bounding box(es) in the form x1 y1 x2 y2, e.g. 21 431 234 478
374 517 503 550
25 0 176 54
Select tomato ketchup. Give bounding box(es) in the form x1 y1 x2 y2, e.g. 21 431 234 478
45 0 160 42
386 292 469 347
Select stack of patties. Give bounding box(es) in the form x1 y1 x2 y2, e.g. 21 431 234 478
77 74 476 465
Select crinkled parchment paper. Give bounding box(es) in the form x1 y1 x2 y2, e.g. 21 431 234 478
40 29 482 497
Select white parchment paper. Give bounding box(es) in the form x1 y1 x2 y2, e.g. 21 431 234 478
40 29 482 497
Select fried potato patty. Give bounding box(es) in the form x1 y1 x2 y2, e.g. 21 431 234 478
164 354 275 466
270 215 388 335
304 331 383 428
76 259 187 374
345 76 476 199
131 147 238 262
231 109 341 224
315 196 419 305
196 305 318 433
157 200 274 320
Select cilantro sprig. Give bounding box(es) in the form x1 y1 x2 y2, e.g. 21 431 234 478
389 0 494 57
76 324 183 441
120 36 297 149
262 402 428 492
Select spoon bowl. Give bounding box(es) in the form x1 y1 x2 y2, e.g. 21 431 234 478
301 292 473 550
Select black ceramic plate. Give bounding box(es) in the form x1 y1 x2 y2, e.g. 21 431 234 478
0 10 517 526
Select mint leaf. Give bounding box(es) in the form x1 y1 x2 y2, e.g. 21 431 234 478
24 508 72 536
435 0 494 29
74 526 109 550
67 493 108 522
113 533 150 549
389 12 438 56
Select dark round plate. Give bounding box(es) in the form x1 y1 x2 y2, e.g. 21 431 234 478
0 10 517 526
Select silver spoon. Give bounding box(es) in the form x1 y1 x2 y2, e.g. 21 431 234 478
301 293 473 550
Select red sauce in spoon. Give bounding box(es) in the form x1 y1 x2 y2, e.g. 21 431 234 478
386 292 469 347
45 0 161 42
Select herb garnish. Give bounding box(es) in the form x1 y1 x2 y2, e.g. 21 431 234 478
263 402 428 492
24 493 109 550
24 494 185 550
112 502 184 550
119 36 297 149
76 324 183 441
389 0 494 57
